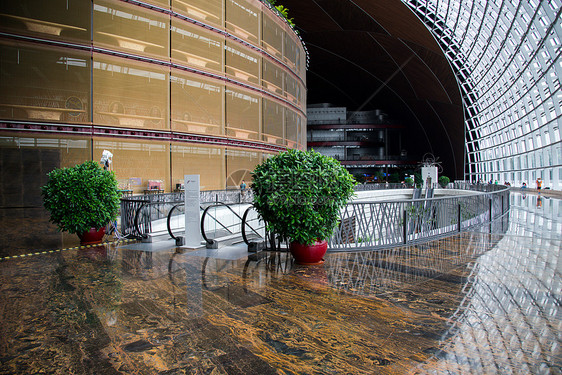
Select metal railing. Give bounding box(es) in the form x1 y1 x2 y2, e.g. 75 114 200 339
121 183 510 249
328 184 510 251
120 189 253 238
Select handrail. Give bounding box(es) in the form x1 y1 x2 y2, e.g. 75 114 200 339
241 206 265 245
133 199 184 238
200 202 242 245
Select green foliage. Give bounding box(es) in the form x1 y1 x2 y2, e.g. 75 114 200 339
251 149 356 245
404 177 414 187
438 175 450 188
273 3 295 28
41 161 121 235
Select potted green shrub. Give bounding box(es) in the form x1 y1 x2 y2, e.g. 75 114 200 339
251 149 356 264
41 161 121 244
438 176 450 188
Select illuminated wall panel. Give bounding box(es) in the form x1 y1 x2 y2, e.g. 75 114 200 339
285 108 298 149
225 87 260 141
171 19 223 74
172 0 224 30
93 55 168 130
171 144 225 190
225 0 260 45
262 59 284 96
263 99 284 145
225 148 260 188
93 0 169 59
0 41 90 124
262 13 283 59
225 40 260 85
170 72 224 135
0 0 91 43
93 138 170 195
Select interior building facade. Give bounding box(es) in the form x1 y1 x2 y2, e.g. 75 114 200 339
0 0 307 199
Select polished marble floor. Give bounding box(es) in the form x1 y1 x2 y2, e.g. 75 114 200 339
0 192 560 374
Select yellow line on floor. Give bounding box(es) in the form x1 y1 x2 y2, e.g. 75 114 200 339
0 238 137 261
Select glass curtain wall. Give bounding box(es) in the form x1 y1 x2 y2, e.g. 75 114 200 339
402 0 561 189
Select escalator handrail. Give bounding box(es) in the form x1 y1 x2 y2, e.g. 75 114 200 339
241 206 266 245
201 201 254 244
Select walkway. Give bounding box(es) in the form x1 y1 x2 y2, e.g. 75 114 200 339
0 192 559 374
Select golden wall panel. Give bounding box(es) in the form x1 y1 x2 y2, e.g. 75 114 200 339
0 0 90 43
262 13 283 59
225 87 260 141
225 41 260 86
171 19 223 74
285 108 298 150
285 73 298 106
172 0 223 30
93 0 169 59
171 144 225 190
262 60 284 96
171 72 224 135
0 41 90 124
225 0 259 45
284 32 297 71
93 138 170 194
263 99 284 145
226 148 260 187
93 54 168 130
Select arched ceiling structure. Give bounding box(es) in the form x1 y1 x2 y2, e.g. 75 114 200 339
282 0 465 178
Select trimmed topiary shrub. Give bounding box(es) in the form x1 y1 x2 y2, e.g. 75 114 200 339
438 176 450 188
251 149 356 245
41 161 120 235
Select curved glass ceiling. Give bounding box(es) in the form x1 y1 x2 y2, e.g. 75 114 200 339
402 0 561 189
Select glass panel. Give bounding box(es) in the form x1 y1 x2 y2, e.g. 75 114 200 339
262 60 284 96
285 73 298 106
225 0 259 45
93 138 170 194
0 0 91 43
225 41 260 85
226 148 260 188
171 19 223 73
171 72 224 135
93 54 168 130
262 13 283 59
0 41 90 124
262 99 284 145
225 87 260 140
171 144 225 190
0 133 92 251
172 0 223 30
93 0 169 59
285 108 298 149
284 32 297 70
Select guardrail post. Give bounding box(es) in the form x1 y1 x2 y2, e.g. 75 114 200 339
403 210 407 244
458 203 461 232
489 198 493 222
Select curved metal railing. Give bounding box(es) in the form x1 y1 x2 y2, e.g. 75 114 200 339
123 183 510 251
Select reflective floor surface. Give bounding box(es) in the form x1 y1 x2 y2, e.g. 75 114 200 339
0 192 560 374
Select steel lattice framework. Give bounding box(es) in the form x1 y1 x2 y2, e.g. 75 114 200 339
402 0 561 188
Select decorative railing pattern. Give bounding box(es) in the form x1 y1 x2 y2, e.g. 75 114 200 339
329 184 510 251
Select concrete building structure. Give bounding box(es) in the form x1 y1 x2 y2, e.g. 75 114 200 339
307 104 415 180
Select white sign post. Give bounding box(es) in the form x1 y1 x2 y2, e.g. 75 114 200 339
184 174 202 247
421 166 438 189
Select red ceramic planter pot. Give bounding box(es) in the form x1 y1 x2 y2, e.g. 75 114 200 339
289 240 328 265
78 227 106 245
